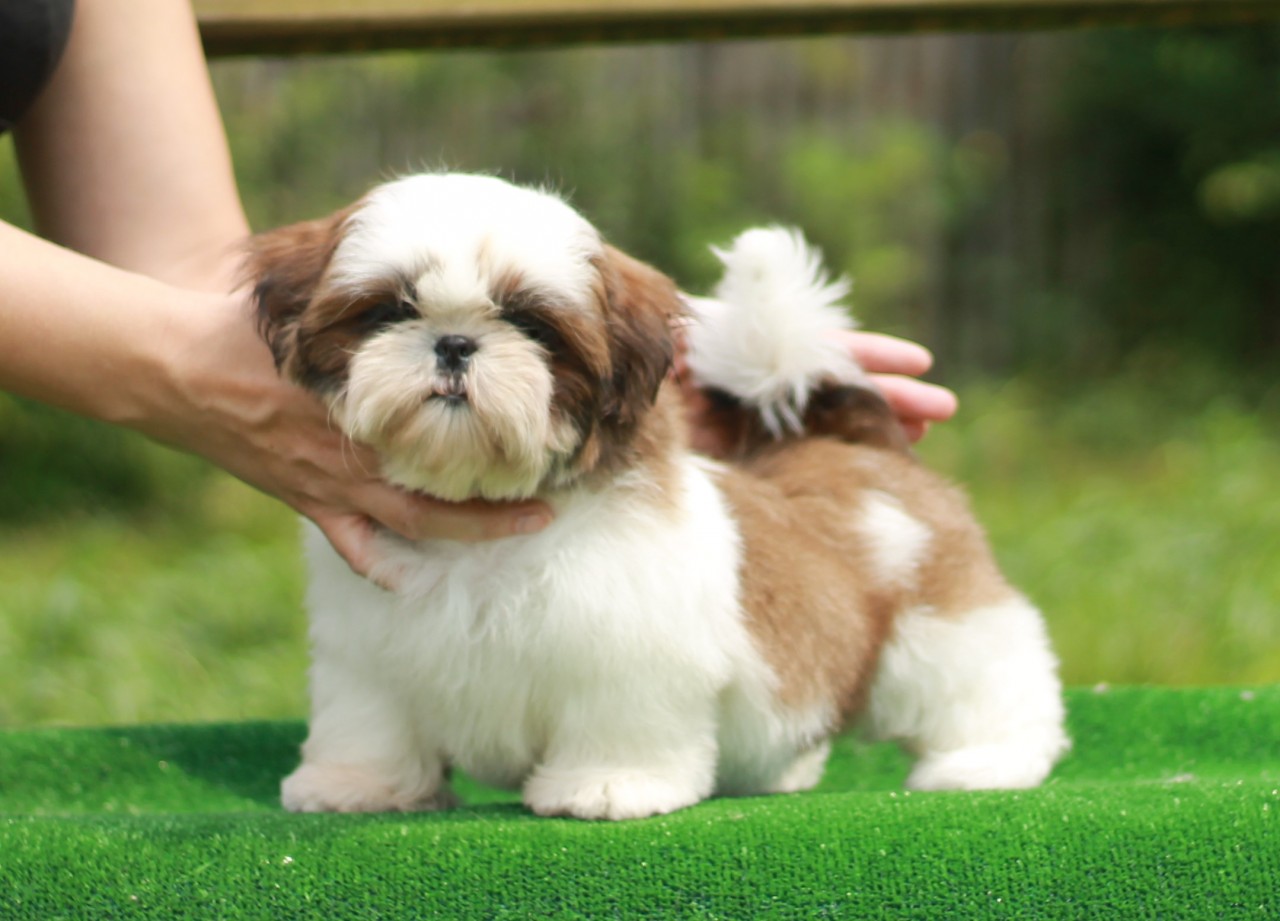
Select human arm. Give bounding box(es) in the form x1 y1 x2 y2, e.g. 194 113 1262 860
13 0 248 293
0 223 552 580
5 0 549 582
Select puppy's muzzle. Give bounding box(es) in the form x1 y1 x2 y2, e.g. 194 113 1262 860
434 335 478 373
429 335 476 403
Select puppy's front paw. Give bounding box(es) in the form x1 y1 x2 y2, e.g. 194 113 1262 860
524 767 703 821
282 763 456 813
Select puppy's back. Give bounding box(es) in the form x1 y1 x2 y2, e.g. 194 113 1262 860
714 433 1014 724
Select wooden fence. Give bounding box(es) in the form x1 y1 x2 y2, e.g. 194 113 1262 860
195 0 1280 55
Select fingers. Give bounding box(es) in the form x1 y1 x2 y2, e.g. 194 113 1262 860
313 512 393 588
353 483 553 544
839 329 958 443
899 419 930 444
842 332 957 443
870 373 959 430
834 330 936 378
402 495 554 543
312 495 554 590
677 323 957 448
820 330 961 438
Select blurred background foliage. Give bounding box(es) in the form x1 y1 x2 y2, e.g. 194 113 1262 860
1 26 1278 726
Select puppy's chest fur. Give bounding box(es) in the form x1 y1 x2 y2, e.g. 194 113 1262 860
303 454 757 788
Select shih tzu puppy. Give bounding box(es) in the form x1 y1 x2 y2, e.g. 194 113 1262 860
248 172 1069 821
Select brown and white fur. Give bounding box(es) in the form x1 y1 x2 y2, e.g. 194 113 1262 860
248 173 1069 821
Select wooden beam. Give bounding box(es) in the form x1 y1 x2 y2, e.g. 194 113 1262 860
197 0 1280 56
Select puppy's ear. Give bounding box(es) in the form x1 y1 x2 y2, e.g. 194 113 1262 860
244 207 352 372
597 245 684 428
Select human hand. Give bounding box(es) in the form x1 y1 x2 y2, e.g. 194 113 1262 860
832 329 958 442
674 326 957 456
152 292 552 586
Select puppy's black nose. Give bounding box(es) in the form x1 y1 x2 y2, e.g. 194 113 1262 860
434 335 478 371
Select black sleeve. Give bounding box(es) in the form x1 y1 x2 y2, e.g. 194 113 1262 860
0 0 77 134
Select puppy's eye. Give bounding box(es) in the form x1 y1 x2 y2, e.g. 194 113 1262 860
507 313 563 353
359 300 418 330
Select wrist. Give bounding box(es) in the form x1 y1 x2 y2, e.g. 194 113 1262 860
105 289 224 440
122 289 268 459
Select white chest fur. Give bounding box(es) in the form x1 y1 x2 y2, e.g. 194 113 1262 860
293 457 787 813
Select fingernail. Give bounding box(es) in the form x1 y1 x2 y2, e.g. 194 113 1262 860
512 513 551 536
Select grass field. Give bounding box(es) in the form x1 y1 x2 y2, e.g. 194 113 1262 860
2 355 1277 729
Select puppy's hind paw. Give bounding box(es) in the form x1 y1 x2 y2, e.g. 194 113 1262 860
282 762 456 813
905 742 1063 792
524 768 704 821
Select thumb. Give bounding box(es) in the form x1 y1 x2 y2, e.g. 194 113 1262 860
311 511 400 591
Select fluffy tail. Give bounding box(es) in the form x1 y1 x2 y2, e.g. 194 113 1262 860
684 226 909 456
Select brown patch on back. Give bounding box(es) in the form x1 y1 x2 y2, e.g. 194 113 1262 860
696 381 912 462
716 457 896 720
719 438 1017 722
803 384 912 453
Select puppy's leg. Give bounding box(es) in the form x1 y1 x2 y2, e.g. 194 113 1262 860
768 740 833 794
282 661 452 813
523 690 719 821
865 597 1070 791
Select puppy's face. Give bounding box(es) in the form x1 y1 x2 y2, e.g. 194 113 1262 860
250 174 680 501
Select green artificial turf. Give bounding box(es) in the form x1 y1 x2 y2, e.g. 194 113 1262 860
2 686 1277 920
